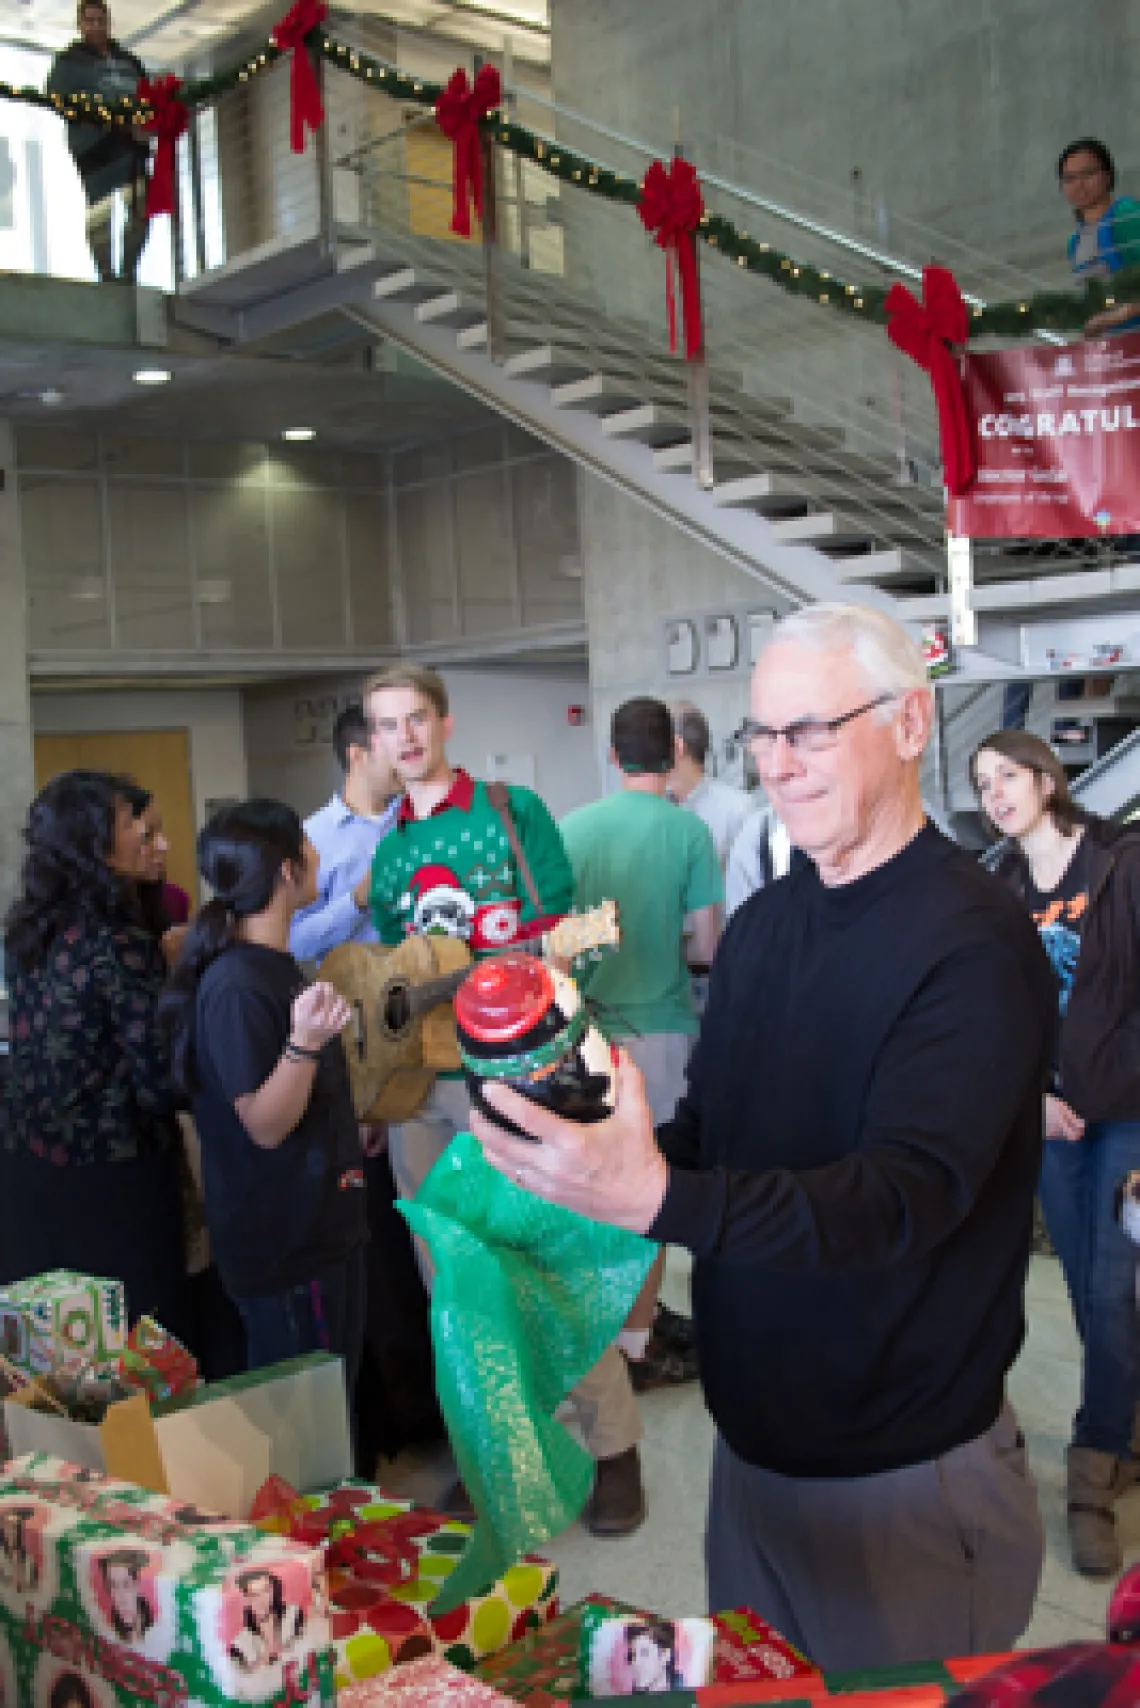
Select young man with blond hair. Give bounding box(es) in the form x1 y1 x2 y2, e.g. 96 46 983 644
353 664 648 1536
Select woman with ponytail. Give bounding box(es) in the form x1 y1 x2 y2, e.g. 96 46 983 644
159 800 367 1393
1 770 188 1331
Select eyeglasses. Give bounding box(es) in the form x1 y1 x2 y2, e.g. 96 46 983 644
1060 167 1107 185
735 693 897 757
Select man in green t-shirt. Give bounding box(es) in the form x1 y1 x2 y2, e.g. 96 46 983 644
560 697 723 1389
351 664 646 1537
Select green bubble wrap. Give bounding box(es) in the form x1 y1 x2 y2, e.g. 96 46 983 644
399 1131 656 1616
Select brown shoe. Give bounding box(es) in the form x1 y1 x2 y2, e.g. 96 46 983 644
1067 1445 1122 1578
582 1447 646 1538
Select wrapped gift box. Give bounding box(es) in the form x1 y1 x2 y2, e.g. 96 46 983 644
475 1595 640 1703
256 1484 558 1692
476 1598 819 1703
117 1317 200 1404
5 1352 352 1518
713 1609 816 1687
0 1272 127 1376
341 1653 518 1708
0 1453 335 1708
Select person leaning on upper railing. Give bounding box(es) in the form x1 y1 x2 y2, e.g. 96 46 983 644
46 0 150 284
1058 138 1140 335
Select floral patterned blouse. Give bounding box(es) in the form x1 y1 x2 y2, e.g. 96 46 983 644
4 917 181 1166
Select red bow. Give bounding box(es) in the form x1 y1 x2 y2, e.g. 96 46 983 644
136 74 188 221
325 1520 418 1584
272 0 327 155
638 156 705 360
885 265 974 496
434 64 502 238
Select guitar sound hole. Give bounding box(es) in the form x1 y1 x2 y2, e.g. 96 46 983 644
384 980 412 1036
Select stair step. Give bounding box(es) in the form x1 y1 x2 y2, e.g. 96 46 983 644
373 267 419 300
714 473 789 507
504 343 595 383
414 289 460 322
829 549 909 580
769 512 845 544
456 319 489 349
550 373 641 409
598 403 689 446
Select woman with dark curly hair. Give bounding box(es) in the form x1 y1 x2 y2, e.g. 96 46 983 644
114 779 191 961
0 770 187 1332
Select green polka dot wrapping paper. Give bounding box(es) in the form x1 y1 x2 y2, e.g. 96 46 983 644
254 1484 558 1695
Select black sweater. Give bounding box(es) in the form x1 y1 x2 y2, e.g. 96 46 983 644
651 825 1054 1479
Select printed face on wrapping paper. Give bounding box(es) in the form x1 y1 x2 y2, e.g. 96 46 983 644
587 1619 716 1698
0 1498 63 1617
31 1653 115 1708
455 956 616 1138
199 1552 329 1704
77 1540 181 1666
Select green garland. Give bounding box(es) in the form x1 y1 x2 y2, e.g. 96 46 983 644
1 29 1130 338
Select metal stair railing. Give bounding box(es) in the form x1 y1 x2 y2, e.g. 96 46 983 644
173 32 1131 622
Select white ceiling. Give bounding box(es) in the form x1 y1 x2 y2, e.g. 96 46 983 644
0 336 505 450
6 0 549 71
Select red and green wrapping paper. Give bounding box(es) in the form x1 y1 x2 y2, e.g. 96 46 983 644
252 1480 559 1693
475 1597 817 1704
117 1316 199 1403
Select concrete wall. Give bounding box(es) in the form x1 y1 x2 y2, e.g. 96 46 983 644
0 424 35 920
550 0 1139 271
578 471 790 790
30 688 248 834
243 665 598 823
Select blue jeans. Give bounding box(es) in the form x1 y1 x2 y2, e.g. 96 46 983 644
1040 1120 1140 1456
234 1249 367 1405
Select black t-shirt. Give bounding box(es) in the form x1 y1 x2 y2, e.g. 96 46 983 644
190 943 366 1299
652 825 1055 1479
1024 833 1090 1024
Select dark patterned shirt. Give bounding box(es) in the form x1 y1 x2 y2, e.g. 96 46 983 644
4 918 181 1166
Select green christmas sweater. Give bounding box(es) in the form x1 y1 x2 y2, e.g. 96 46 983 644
368 770 574 955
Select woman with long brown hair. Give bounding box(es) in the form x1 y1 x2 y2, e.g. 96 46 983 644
971 728 1140 1580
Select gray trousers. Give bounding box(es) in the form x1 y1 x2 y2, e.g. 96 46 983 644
85 178 148 282
390 1077 642 1464
707 1403 1044 1672
624 1031 691 1126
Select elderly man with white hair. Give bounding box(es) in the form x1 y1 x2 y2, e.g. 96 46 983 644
473 604 1056 1672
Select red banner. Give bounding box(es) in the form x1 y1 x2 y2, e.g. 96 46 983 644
947 332 1140 538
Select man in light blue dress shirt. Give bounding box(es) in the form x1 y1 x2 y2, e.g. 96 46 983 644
288 703 442 1475
290 703 400 966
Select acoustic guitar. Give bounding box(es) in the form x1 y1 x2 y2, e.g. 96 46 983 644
322 902 620 1122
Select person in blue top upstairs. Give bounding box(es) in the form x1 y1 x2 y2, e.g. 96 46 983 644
1059 138 1140 335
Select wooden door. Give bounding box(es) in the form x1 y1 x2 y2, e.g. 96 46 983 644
33 728 198 904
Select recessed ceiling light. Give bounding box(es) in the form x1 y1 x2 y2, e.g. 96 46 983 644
132 368 172 386
39 388 65 407
282 427 316 442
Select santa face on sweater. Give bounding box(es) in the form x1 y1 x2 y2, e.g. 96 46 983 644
400 863 523 951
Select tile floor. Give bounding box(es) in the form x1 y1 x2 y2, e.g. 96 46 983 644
381 1252 1131 1652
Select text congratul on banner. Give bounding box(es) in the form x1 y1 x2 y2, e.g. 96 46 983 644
948 332 1140 539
